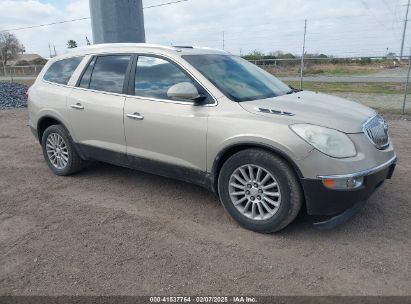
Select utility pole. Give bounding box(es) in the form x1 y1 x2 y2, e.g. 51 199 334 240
300 19 307 90
53 45 57 57
222 31 225 50
48 43 52 58
402 47 411 114
400 0 410 60
89 0 145 43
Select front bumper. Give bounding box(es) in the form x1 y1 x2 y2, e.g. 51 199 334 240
301 156 397 216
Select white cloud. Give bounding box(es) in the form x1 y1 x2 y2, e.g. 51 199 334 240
0 0 407 58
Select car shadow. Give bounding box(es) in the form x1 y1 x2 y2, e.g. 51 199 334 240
72 161 395 238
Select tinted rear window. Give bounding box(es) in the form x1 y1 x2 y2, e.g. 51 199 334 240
43 57 83 85
88 55 131 94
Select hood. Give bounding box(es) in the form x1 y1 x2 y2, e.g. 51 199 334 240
239 91 376 133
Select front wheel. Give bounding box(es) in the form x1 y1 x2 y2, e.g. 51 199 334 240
218 149 303 233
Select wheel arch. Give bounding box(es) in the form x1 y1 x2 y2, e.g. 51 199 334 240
37 115 66 143
37 116 87 160
212 142 304 194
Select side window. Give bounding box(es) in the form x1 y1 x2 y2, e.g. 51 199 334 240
78 57 96 89
87 55 131 94
135 56 196 100
43 57 84 85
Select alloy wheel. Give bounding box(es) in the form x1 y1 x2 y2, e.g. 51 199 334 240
228 164 281 221
46 133 69 169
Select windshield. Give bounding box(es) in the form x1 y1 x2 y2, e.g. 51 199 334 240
182 54 291 102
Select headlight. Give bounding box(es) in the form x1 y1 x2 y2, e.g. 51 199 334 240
290 124 356 158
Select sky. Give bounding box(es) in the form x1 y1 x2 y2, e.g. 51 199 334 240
0 0 409 58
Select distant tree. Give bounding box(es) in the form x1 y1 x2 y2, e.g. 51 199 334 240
67 40 78 49
0 31 25 66
386 52 396 59
243 50 265 60
278 52 295 59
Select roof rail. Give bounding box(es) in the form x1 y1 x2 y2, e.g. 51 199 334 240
173 46 194 49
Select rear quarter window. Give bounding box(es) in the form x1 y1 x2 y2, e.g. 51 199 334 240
43 57 84 85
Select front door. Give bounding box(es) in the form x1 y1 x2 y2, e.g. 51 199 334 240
124 55 210 172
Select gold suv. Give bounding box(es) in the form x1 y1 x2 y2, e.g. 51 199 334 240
28 44 397 232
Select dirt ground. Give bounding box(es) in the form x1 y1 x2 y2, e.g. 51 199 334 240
0 109 410 296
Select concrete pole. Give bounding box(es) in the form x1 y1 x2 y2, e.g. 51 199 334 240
89 0 146 44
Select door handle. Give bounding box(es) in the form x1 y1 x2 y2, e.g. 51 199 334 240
70 103 84 110
127 112 144 120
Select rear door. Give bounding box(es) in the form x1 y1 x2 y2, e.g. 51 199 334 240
67 54 132 157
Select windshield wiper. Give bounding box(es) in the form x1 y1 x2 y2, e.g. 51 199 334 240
286 86 302 94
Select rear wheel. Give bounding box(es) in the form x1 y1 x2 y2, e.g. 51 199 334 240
41 124 84 176
218 149 303 233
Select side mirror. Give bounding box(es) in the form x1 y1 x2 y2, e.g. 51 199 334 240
167 82 205 102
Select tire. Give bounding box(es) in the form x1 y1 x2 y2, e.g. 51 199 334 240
41 124 84 176
218 149 303 233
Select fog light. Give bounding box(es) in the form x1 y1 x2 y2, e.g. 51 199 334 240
321 176 364 190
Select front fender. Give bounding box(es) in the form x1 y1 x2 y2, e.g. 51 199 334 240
206 116 313 173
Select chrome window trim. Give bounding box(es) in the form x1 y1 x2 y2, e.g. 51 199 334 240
126 94 210 106
42 79 73 89
317 155 397 179
65 85 132 98
62 51 218 107
44 80 213 107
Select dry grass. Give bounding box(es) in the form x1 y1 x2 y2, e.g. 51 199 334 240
265 63 385 76
304 64 381 75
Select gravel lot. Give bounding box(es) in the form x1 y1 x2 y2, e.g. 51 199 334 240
0 109 410 296
0 82 28 110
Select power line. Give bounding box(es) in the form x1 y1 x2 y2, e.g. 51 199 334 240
174 14 404 40
360 0 394 31
175 31 403 47
144 0 189 9
0 17 89 32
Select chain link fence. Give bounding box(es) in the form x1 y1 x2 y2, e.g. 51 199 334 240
249 57 410 114
0 56 410 114
0 65 45 78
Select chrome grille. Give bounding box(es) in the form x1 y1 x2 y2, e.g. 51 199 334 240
363 114 389 149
